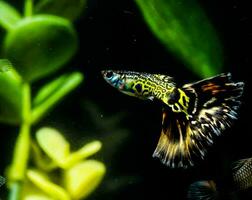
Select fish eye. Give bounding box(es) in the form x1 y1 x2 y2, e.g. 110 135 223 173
106 71 113 79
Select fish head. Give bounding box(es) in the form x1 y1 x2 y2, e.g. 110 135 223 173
101 70 153 100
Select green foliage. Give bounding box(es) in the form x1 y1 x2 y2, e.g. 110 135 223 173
21 127 105 200
35 0 88 21
0 63 22 124
0 59 12 72
0 0 21 31
0 0 104 199
32 72 83 123
136 0 223 78
3 15 78 82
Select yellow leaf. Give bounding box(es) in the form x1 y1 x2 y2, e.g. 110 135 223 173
23 194 54 200
36 127 70 166
62 140 102 169
31 142 57 171
22 178 54 200
64 160 106 199
27 169 70 200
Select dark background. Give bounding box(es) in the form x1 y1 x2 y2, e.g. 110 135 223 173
1 0 252 199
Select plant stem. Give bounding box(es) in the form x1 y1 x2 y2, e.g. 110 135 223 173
24 0 33 17
8 182 21 200
8 83 31 200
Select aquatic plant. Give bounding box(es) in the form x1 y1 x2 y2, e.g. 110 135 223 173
135 0 223 78
0 0 106 199
23 127 105 200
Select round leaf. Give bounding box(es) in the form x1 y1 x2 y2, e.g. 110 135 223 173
3 15 78 82
36 127 70 166
64 160 106 199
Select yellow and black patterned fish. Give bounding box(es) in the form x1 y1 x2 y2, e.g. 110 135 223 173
187 157 252 199
102 70 244 168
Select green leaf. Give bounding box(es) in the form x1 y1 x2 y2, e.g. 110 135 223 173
35 0 88 21
32 72 83 123
3 15 78 82
0 61 22 124
135 0 223 78
0 1 21 31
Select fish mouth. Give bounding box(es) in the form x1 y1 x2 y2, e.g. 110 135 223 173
101 70 106 76
101 70 108 79
101 70 110 76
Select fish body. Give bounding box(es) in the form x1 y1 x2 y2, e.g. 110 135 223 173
102 70 190 117
102 70 244 168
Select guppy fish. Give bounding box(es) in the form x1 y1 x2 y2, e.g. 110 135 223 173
187 157 252 199
102 70 244 168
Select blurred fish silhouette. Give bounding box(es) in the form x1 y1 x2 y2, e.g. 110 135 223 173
187 157 252 199
102 71 244 168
